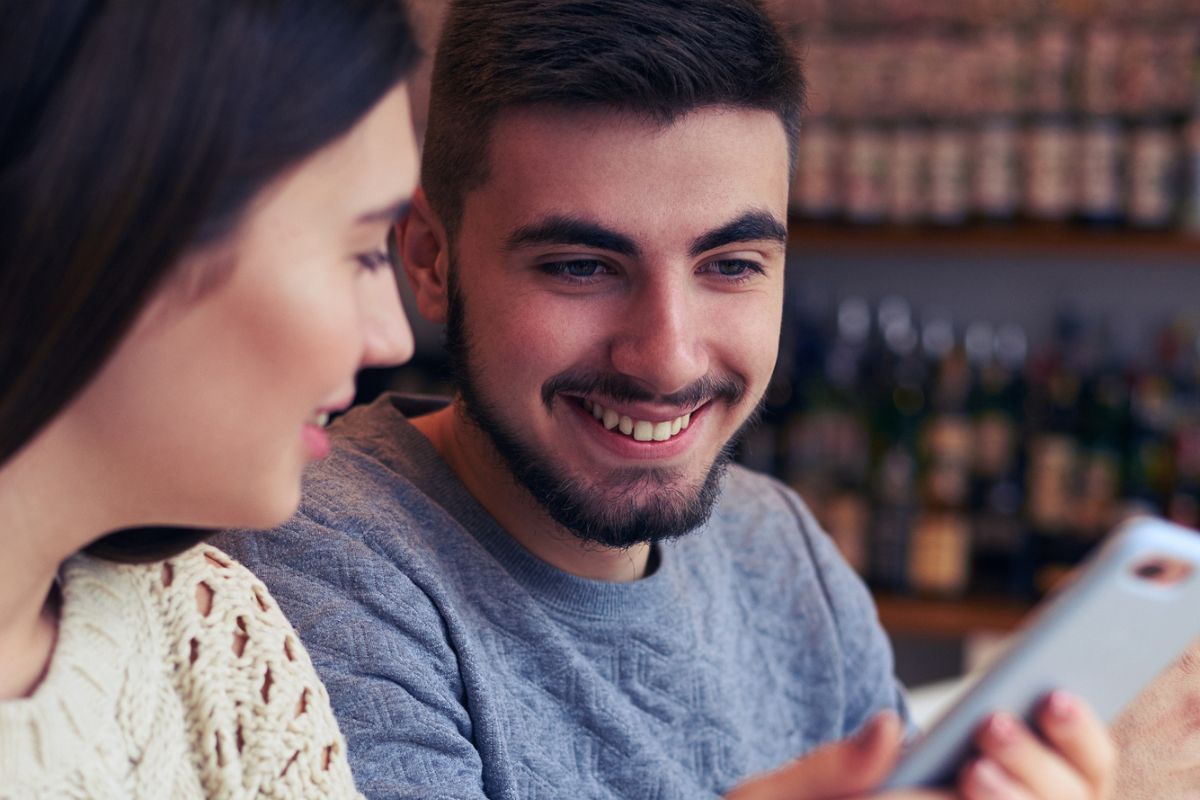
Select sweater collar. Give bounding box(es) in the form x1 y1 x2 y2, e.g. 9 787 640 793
0 555 147 785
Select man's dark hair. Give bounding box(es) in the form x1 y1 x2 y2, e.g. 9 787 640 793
0 0 419 562
422 0 804 239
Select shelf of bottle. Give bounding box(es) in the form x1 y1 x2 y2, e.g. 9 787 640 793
787 219 1200 259
873 592 1034 638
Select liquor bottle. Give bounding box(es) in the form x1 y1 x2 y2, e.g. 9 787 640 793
1127 370 1176 512
1182 116 1200 235
908 406 974 599
1031 23 1074 118
1072 321 1133 540
929 122 971 225
824 486 872 576
1081 23 1121 119
1025 118 1078 222
1024 312 1085 596
1182 30 1200 234
1169 333 1200 529
793 119 842 220
975 117 1021 221
968 324 1031 597
1024 24 1078 223
1127 121 1181 229
1166 318 1200 526
887 125 929 225
845 124 889 224
979 27 1022 120
907 322 974 598
783 297 872 570
1077 117 1125 226
873 441 917 591
867 297 926 591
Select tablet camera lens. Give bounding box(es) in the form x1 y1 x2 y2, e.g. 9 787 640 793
1136 561 1166 580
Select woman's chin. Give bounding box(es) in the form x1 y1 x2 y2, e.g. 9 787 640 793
209 484 302 533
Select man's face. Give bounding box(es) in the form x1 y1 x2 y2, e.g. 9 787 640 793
447 106 789 547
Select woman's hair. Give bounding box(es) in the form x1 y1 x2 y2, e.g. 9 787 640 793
0 0 419 562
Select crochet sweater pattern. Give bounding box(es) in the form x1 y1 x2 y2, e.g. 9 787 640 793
0 544 360 799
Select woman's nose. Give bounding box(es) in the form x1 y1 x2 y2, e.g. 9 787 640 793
358 267 415 368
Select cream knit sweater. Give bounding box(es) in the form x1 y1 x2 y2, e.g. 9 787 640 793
0 544 361 799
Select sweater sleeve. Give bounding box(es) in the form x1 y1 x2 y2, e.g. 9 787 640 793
775 486 914 738
214 519 493 800
151 544 363 799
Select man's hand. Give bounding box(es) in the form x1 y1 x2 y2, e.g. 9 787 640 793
726 692 1115 800
724 711 947 800
959 691 1114 799
1112 639 1200 799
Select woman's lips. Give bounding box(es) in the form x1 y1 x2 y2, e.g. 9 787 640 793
301 422 331 459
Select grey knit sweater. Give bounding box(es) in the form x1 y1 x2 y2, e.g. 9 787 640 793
216 394 908 800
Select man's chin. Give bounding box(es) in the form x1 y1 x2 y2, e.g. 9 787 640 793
542 463 730 549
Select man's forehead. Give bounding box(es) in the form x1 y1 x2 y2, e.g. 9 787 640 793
487 103 787 154
463 105 791 243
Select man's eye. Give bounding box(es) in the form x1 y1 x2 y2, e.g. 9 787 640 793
542 259 606 279
711 260 762 278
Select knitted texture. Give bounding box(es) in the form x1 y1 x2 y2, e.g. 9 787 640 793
0 544 360 799
217 394 910 799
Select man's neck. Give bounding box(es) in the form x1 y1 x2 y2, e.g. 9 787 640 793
410 404 651 583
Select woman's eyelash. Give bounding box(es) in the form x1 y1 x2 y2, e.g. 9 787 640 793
356 250 391 272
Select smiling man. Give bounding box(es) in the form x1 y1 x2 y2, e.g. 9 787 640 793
412 105 790 581
216 1 1115 798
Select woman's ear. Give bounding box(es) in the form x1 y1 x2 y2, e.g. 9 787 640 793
397 187 452 324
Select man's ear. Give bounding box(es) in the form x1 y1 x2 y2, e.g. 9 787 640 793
397 187 452 324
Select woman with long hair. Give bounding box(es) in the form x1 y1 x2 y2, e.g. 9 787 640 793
0 1 421 795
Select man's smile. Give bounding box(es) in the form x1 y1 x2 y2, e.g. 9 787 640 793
580 397 694 442
557 394 716 462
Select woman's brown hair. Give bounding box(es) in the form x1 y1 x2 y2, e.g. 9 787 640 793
0 0 419 562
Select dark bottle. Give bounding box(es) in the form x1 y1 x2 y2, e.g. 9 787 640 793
782 297 874 574
968 323 1031 598
1023 312 1086 596
906 321 975 598
845 123 889 225
1073 320 1134 542
1077 117 1125 227
1127 121 1182 230
867 297 926 592
974 117 1020 222
909 412 973 597
888 124 930 225
1023 25 1078 224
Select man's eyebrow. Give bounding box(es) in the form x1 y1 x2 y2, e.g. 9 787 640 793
688 210 788 258
505 215 640 258
356 198 412 225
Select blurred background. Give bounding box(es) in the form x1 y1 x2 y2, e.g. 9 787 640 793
375 0 1200 693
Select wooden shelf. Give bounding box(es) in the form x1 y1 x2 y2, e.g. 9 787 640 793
874 592 1033 638
788 220 1200 259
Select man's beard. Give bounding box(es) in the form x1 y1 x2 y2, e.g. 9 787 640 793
444 273 761 550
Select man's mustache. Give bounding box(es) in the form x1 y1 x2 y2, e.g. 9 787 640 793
541 369 746 412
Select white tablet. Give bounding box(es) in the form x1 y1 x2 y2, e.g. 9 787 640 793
883 517 1200 789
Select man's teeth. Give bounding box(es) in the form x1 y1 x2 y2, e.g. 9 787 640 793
585 400 691 442
312 411 330 428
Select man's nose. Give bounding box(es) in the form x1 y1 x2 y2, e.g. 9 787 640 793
359 268 416 368
608 279 709 395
